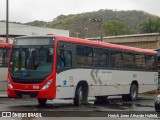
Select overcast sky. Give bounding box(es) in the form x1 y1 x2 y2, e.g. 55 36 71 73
1 0 160 23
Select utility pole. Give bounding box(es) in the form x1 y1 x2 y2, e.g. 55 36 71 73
99 18 103 42
76 32 80 38
6 0 9 43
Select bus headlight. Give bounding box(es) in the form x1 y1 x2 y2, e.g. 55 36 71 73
42 80 52 90
8 80 13 89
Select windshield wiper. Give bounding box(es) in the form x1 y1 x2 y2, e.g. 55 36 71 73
32 46 43 56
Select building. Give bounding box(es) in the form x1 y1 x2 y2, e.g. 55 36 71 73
87 33 160 50
0 22 69 43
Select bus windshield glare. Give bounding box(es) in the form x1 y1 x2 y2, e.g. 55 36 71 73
10 37 54 80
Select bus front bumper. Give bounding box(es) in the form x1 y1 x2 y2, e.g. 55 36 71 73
7 88 56 99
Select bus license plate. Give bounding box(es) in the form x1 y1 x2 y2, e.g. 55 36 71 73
22 94 30 99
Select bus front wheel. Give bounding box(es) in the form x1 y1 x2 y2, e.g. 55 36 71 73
74 84 88 106
38 98 47 106
74 86 83 106
122 84 138 101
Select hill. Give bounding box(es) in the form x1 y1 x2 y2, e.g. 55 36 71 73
25 9 160 38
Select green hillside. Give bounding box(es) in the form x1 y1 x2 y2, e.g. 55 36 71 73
25 9 160 38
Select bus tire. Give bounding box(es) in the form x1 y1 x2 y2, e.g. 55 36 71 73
122 84 138 101
38 98 47 106
74 86 83 106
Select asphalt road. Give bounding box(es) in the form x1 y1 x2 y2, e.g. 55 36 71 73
0 95 159 120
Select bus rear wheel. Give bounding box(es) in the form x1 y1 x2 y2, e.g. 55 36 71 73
122 84 138 101
38 98 47 106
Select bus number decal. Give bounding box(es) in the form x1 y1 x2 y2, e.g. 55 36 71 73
63 80 67 86
33 85 39 90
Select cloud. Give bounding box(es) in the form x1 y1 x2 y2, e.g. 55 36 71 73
0 0 160 23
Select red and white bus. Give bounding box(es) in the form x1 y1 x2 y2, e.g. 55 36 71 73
7 36 158 106
0 43 12 91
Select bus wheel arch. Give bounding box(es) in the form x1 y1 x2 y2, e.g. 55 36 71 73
122 80 138 101
74 80 89 106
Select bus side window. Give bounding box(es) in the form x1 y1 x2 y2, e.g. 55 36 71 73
94 48 100 67
110 50 122 69
0 48 10 67
94 48 109 68
123 52 135 69
76 45 86 67
64 50 72 67
99 49 109 67
57 50 64 68
76 45 93 67
86 47 93 67
135 54 146 70
146 55 156 71
57 50 72 68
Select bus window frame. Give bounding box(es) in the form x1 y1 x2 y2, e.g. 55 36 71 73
76 44 94 68
122 51 135 70
146 54 157 71
56 41 74 72
109 49 123 69
94 47 109 68
135 53 147 70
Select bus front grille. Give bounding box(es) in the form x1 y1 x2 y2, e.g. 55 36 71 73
15 91 39 98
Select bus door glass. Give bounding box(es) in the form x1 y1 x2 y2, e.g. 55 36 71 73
57 41 72 70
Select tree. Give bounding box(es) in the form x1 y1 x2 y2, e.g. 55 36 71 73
103 20 132 36
139 17 160 33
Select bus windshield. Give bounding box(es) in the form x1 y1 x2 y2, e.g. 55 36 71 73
10 45 53 79
9 37 54 81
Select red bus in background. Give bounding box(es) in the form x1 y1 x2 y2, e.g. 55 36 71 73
0 43 12 91
7 36 158 106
